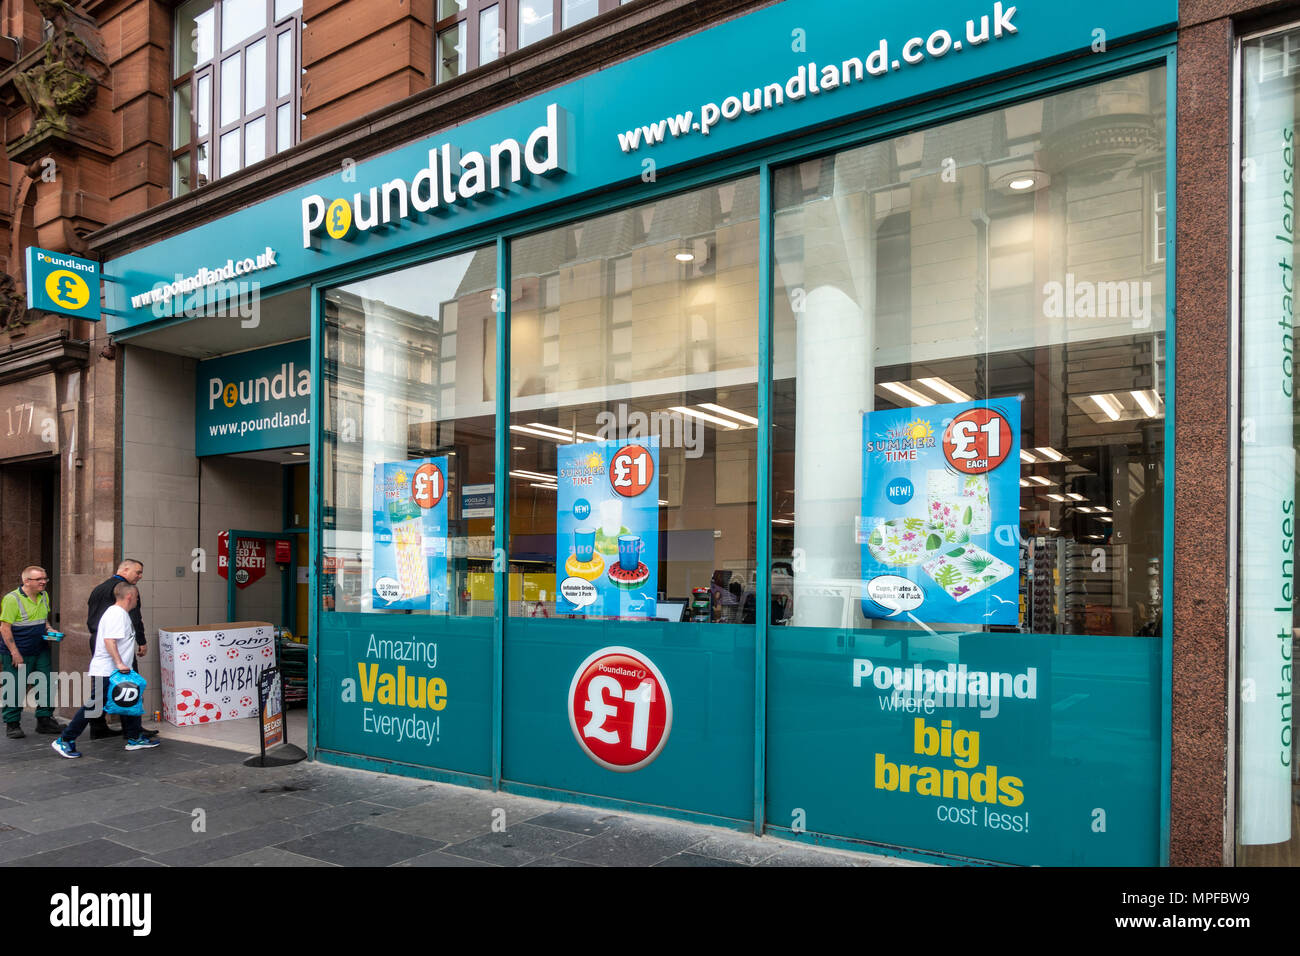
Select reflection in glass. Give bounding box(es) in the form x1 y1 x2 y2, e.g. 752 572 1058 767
245 38 266 113
220 52 241 126
771 67 1168 636
245 116 265 165
277 103 291 153
277 30 292 97
173 154 192 197
518 0 552 47
173 83 192 148
563 0 598 28
197 74 212 137
175 0 215 76
438 24 467 83
323 248 499 617
480 5 501 66
219 128 240 177
509 178 761 621
222 0 266 50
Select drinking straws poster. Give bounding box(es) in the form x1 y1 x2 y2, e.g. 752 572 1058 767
556 438 659 618
860 399 1021 626
372 457 449 612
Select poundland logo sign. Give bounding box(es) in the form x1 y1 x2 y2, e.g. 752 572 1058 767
196 340 310 457
301 103 568 249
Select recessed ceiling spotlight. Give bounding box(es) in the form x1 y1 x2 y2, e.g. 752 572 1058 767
1008 177 1035 190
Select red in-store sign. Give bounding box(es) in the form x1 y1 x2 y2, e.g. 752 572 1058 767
942 407 1014 475
217 532 267 589
274 539 292 563
411 462 445 509
608 444 654 498
568 646 672 772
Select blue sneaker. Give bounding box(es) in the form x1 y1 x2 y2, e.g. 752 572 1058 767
124 736 160 751
50 737 81 759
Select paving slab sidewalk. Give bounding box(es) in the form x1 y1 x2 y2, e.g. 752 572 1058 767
0 719 925 868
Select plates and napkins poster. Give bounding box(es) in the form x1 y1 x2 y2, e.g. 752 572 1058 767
556 438 659 618
860 399 1021 626
372 457 450 612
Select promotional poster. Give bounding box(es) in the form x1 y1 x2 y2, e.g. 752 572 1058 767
372 457 450 612
556 438 659 618
860 399 1021 626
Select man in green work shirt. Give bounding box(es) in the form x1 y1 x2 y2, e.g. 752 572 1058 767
1 566 62 738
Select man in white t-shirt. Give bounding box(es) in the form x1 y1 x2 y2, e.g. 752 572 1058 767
52 582 160 757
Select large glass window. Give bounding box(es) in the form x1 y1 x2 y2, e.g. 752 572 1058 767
433 0 628 84
1239 26 1299 867
772 71 1168 636
172 0 301 195
322 247 498 618
508 177 761 621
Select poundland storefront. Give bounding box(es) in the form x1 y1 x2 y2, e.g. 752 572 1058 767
103 0 1178 865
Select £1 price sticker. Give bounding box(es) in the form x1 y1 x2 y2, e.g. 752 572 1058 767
411 462 445 509
942 408 1013 475
608 443 654 498
568 646 672 772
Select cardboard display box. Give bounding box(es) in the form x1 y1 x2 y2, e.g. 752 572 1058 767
157 622 276 726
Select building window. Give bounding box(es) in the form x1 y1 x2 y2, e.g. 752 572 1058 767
434 0 628 84
173 0 302 196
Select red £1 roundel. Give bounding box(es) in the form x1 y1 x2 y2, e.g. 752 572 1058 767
568 646 672 772
608 444 654 498
411 462 445 509
942 408 1013 475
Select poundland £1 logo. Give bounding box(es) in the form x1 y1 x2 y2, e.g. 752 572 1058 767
301 102 568 249
209 360 310 410
45 269 90 310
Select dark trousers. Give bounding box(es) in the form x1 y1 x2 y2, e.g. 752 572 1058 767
1 648 53 723
61 676 141 742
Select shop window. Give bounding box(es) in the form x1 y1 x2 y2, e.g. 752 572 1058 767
508 177 760 621
433 0 629 84
771 67 1168 636
321 246 499 617
172 0 301 196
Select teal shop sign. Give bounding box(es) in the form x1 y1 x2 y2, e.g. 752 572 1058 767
104 0 1176 333
25 246 100 320
196 340 310 456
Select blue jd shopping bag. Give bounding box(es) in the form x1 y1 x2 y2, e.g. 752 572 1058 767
105 671 146 716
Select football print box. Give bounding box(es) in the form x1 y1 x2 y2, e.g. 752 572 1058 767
157 622 277 726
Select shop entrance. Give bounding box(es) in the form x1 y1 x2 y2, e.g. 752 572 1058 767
222 523 308 710
113 287 312 743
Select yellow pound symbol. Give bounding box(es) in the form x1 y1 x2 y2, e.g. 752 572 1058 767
45 270 89 310
223 383 238 408
325 199 352 239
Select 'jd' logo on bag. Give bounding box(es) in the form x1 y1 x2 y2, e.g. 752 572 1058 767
113 683 140 706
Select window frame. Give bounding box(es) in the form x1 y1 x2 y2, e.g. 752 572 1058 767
433 0 630 85
173 0 303 196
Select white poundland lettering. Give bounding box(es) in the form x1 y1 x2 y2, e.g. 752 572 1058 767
301 103 569 249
